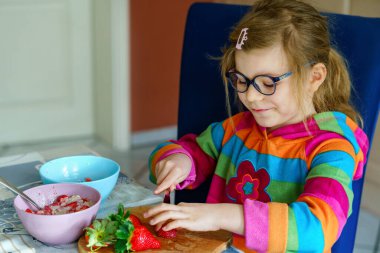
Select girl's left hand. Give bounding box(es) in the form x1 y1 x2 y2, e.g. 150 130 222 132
143 202 244 235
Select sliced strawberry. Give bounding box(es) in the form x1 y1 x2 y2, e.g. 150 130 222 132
130 226 160 251
25 208 34 214
157 227 177 239
65 202 78 209
56 194 68 203
78 205 89 211
43 205 52 215
50 201 60 207
128 214 141 227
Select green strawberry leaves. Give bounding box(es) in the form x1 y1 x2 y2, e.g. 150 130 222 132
115 238 129 253
114 222 134 253
85 219 118 250
85 203 134 252
84 203 160 252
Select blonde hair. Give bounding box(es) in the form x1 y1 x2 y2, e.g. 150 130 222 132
220 0 362 126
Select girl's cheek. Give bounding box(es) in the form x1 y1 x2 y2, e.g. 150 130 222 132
237 94 246 104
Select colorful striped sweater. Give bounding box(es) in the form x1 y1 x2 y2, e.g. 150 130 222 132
148 111 368 252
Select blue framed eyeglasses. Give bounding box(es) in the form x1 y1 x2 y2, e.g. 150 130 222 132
225 70 293 95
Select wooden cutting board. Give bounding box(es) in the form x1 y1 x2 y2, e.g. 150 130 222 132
78 205 231 253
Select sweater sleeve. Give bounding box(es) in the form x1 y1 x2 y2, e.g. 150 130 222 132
243 137 367 252
148 121 226 189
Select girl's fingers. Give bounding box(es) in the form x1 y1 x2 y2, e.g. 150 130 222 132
155 221 165 231
155 165 177 194
155 165 169 185
155 174 177 194
162 185 175 197
154 181 171 195
144 203 188 227
162 219 190 231
143 203 175 218
149 209 187 226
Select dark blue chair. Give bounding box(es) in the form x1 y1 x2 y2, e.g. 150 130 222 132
176 3 380 252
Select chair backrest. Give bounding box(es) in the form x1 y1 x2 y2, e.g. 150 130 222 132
177 3 380 252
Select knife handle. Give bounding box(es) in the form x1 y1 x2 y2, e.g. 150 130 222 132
163 192 170 203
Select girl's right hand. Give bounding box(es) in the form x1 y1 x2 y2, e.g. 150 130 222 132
154 153 192 195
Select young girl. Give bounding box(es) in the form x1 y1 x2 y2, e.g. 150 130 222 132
144 0 369 252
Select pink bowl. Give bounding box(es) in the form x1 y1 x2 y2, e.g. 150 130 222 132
13 183 101 245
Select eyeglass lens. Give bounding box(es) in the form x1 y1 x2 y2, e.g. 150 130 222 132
227 72 275 94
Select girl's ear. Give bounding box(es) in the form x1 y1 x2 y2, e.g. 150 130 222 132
308 63 327 93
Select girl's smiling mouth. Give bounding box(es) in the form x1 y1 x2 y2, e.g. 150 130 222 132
252 108 271 112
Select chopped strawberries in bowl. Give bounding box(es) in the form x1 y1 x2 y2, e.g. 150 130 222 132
25 194 93 215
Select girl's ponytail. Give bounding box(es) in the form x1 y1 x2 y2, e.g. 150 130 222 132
313 49 363 126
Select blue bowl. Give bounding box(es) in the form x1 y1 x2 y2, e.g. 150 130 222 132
39 155 120 201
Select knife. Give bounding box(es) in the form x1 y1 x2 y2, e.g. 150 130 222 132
163 190 175 204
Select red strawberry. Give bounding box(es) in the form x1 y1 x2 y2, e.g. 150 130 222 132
129 214 141 227
85 177 92 182
157 227 177 239
130 226 160 251
25 208 34 214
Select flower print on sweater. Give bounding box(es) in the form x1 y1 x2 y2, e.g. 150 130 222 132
227 160 271 203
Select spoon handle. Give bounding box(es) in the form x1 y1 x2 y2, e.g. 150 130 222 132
0 176 40 210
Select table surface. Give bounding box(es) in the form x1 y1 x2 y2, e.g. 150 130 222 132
0 145 163 253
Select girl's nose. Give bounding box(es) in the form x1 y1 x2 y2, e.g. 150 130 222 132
245 84 264 102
